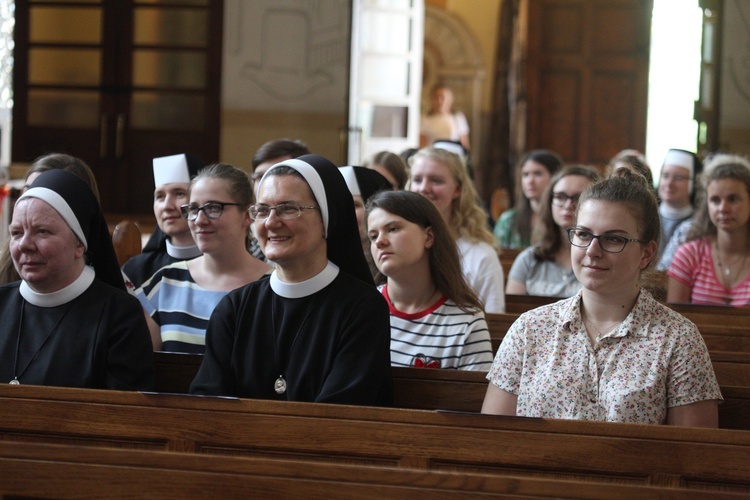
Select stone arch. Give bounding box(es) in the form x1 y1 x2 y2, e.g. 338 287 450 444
422 6 485 170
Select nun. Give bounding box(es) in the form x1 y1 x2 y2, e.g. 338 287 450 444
657 148 703 245
190 154 393 405
0 170 155 389
339 165 392 282
122 153 205 290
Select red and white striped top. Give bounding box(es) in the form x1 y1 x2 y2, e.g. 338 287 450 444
668 238 750 306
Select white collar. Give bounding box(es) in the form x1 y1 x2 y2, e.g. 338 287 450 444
270 261 339 298
166 238 202 259
20 266 95 307
659 203 693 220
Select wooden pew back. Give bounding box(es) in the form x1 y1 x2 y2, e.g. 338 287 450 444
111 219 142 266
0 384 749 494
1 440 733 498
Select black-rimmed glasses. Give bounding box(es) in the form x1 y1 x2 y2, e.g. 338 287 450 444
551 192 580 207
181 201 243 221
567 227 647 253
249 202 319 220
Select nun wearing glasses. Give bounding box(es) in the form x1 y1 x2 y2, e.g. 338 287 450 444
135 164 271 353
190 154 393 406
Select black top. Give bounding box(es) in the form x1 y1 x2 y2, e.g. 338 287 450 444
0 280 155 390
190 273 392 406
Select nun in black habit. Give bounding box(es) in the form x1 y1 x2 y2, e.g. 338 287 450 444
190 154 393 405
0 170 155 389
122 153 205 290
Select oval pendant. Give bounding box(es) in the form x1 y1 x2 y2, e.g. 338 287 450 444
9 379 20 385
274 376 287 394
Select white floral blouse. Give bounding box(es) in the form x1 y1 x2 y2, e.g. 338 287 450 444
487 289 723 424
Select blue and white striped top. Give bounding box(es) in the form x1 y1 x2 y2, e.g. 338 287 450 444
135 261 228 353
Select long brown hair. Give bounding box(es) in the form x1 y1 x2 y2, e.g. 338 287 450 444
366 190 483 313
534 165 600 261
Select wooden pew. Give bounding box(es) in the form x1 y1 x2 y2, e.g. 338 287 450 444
1 384 750 494
111 219 142 266
151 353 750 431
505 293 555 314
4 441 726 499
498 247 521 278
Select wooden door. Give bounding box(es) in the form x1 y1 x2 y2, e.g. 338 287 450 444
348 0 424 165
522 0 653 165
12 0 222 214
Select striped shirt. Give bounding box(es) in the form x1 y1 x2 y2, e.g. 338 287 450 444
379 284 493 371
135 261 229 353
668 238 750 306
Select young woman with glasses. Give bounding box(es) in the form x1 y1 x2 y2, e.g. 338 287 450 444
189 154 392 406
135 164 271 352
482 169 722 427
505 166 600 297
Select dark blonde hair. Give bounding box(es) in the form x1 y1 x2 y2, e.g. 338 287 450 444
191 163 253 247
366 190 483 313
408 147 495 246
577 168 660 270
364 151 409 190
534 165 600 261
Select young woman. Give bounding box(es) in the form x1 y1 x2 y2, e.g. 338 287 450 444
363 150 409 190
136 164 271 352
366 190 493 371
505 166 600 297
189 154 392 405
419 83 470 150
340 165 393 283
667 154 750 306
494 150 563 249
482 170 721 427
409 146 505 313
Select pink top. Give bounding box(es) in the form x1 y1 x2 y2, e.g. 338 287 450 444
668 238 750 306
487 289 722 424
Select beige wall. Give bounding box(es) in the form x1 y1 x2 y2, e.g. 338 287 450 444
220 110 347 172
442 0 501 112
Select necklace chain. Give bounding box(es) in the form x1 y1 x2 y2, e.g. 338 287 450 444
582 311 623 342
715 240 749 284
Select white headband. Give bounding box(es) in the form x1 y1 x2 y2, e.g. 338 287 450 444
17 187 88 249
259 158 329 237
339 166 361 197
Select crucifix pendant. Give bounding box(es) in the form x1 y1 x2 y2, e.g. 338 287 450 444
274 375 287 394
9 378 19 385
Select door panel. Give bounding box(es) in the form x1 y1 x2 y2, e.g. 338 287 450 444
13 0 222 214
524 0 652 165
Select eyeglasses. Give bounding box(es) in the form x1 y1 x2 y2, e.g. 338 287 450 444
181 201 243 221
660 172 690 183
551 192 580 207
249 202 319 220
567 227 647 253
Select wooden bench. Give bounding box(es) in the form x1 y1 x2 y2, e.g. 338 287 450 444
4 440 726 498
111 219 142 266
0 384 749 494
151 353 750 431
498 247 521 278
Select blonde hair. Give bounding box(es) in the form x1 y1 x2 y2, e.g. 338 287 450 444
408 147 495 246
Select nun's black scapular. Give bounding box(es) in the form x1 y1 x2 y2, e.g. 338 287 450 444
190 154 393 406
0 169 155 389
